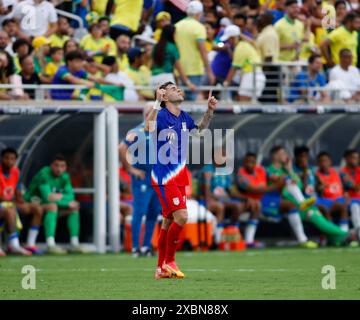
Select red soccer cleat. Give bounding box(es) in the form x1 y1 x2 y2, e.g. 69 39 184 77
163 261 185 279
154 266 171 280
8 246 32 256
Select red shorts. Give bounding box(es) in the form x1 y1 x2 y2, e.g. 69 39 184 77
153 184 187 218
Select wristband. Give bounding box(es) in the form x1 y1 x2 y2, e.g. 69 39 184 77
153 100 162 110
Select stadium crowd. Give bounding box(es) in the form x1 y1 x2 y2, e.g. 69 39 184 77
1 0 360 102
0 143 359 256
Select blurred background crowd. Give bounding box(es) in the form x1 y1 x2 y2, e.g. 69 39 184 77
1 0 360 103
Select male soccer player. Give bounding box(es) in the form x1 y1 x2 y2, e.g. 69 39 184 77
0 148 32 256
119 103 161 257
266 146 318 248
315 152 349 231
341 149 360 237
25 154 86 254
1 147 44 254
146 82 217 279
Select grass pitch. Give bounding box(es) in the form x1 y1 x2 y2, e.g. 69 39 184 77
1 247 360 300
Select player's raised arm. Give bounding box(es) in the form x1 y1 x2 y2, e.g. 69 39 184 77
196 90 217 134
145 86 166 132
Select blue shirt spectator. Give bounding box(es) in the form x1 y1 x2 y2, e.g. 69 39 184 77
289 54 329 102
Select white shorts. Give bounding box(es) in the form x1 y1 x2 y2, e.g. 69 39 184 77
239 71 266 98
150 73 176 87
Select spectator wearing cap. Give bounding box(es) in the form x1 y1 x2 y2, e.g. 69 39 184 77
124 47 153 100
214 17 232 43
47 17 71 49
320 12 360 68
116 34 131 72
289 54 329 103
211 25 240 93
153 11 171 42
275 0 306 61
175 1 215 101
223 24 266 101
80 23 116 64
19 55 42 99
109 0 144 40
32 36 51 75
151 24 196 92
12 0 58 37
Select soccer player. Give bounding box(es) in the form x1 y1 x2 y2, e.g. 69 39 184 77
293 146 355 246
1 147 44 254
119 103 161 257
0 148 32 256
315 152 349 232
341 149 360 237
146 82 217 279
25 154 86 254
266 146 318 248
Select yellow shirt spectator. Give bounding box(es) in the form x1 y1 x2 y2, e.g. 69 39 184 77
48 34 70 48
256 25 279 62
175 17 207 76
80 34 117 63
111 0 143 32
275 15 304 61
117 53 129 71
327 25 358 66
124 65 153 99
232 41 262 74
300 32 318 61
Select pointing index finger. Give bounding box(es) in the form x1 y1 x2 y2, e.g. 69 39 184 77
208 90 213 100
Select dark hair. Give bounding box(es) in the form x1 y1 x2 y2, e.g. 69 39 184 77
1 147 18 158
52 153 66 163
334 0 347 9
245 152 257 159
102 55 116 66
86 56 95 63
153 24 175 67
270 145 284 156
258 12 273 29
65 50 84 64
19 54 32 66
248 0 260 10
317 151 331 160
98 16 110 23
343 149 359 158
233 13 247 23
48 46 62 57
0 50 15 77
340 48 352 57
155 81 175 108
2 18 16 28
343 12 360 24
12 38 31 54
294 145 310 157
63 39 79 55
308 54 321 64
285 0 298 6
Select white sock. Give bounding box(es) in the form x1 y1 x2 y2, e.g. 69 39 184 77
216 224 224 244
286 183 305 204
350 203 360 228
27 226 39 247
47 236 56 247
339 221 349 232
8 232 20 248
288 212 308 243
71 236 79 247
245 220 258 244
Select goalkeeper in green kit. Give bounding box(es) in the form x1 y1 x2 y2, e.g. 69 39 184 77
25 154 86 254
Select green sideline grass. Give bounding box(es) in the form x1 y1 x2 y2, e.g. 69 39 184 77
1 248 360 300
